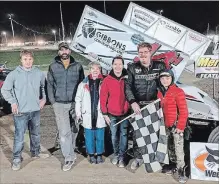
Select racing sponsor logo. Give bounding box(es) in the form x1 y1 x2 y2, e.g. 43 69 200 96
88 52 111 68
87 11 98 18
197 57 219 67
194 146 219 178
82 21 126 55
131 19 149 30
131 34 145 45
196 73 219 79
133 9 156 24
159 20 182 34
188 32 204 43
135 68 142 74
135 73 159 80
152 51 183 69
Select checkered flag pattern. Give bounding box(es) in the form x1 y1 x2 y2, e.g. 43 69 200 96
130 99 169 173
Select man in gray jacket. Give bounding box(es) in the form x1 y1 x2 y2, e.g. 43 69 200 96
47 42 85 171
1 50 48 171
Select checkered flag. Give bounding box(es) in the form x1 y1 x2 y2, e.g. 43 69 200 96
130 99 169 173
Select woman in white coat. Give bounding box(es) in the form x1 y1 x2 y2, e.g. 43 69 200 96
75 61 106 164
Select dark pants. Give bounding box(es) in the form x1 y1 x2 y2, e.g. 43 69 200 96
133 129 143 159
13 111 41 163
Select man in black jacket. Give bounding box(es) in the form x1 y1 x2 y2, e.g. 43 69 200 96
124 42 166 170
47 42 85 171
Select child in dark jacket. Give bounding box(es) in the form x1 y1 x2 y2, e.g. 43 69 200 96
157 69 188 184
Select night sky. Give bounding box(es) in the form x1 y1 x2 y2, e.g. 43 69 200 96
0 1 219 35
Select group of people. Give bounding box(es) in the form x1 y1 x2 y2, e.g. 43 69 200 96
1 41 189 183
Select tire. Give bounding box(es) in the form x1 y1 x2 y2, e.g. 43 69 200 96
2 101 11 114
208 126 219 143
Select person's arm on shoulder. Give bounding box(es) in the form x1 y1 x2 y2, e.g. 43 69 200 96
47 65 56 105
176 89 188 131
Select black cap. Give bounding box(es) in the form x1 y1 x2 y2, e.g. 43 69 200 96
58 42 70 50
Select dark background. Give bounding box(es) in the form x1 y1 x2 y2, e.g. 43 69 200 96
0 1 219 42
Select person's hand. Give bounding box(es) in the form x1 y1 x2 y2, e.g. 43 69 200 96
11 103 18 114
76 116 82 121
103 115 111 125
131 102 141 115
175 128 184 134
40 99 46 109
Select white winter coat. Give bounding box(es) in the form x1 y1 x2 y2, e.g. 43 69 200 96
75 76 106 129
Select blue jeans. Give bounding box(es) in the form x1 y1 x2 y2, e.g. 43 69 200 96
13 111 41 163
85 128 105 155
109 115 129 160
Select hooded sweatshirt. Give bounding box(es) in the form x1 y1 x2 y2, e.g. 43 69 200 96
1 66 46 113
157 69 188 130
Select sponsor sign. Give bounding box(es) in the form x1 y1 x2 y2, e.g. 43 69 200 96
71 5 188 80
190 142 219 181
195 55 219 79
123 2 212 74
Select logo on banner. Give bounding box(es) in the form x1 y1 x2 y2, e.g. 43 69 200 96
159 20 182 34
81 20 126 55
82 21 96 38
189 32 204 43
197 57 219 67
194 146 219 178
133 9 156 24
131 34 145 45
87 11 98 18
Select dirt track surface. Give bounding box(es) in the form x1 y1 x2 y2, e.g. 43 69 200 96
0 71 218 184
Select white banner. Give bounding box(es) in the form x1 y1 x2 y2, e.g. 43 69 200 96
190 142 219 181
71 5 189 80
195 36 219 79
123 2 212 74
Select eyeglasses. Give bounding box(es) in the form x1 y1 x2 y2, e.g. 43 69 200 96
138 50 152 55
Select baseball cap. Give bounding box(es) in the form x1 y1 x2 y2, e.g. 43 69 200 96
58 42 70 50
159 69 174 77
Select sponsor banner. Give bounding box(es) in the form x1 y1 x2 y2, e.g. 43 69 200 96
123 2 212 73
71 5 188 80
127 6 159 32
190 142 219 181
195 55 219 79
154 18 186 47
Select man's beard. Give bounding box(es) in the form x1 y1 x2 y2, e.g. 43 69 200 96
60 54 70 60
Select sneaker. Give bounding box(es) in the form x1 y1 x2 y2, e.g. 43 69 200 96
32 153 50 159
172 168 188 183
162 165 173 175
131 158 143 170
12 162 21 171
89 156 97 164
118 160 125 168
111 155 119 165
62 161 74 171
96 156 104 164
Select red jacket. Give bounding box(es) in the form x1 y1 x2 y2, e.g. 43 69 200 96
100 70 130 116
157 84 188 130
